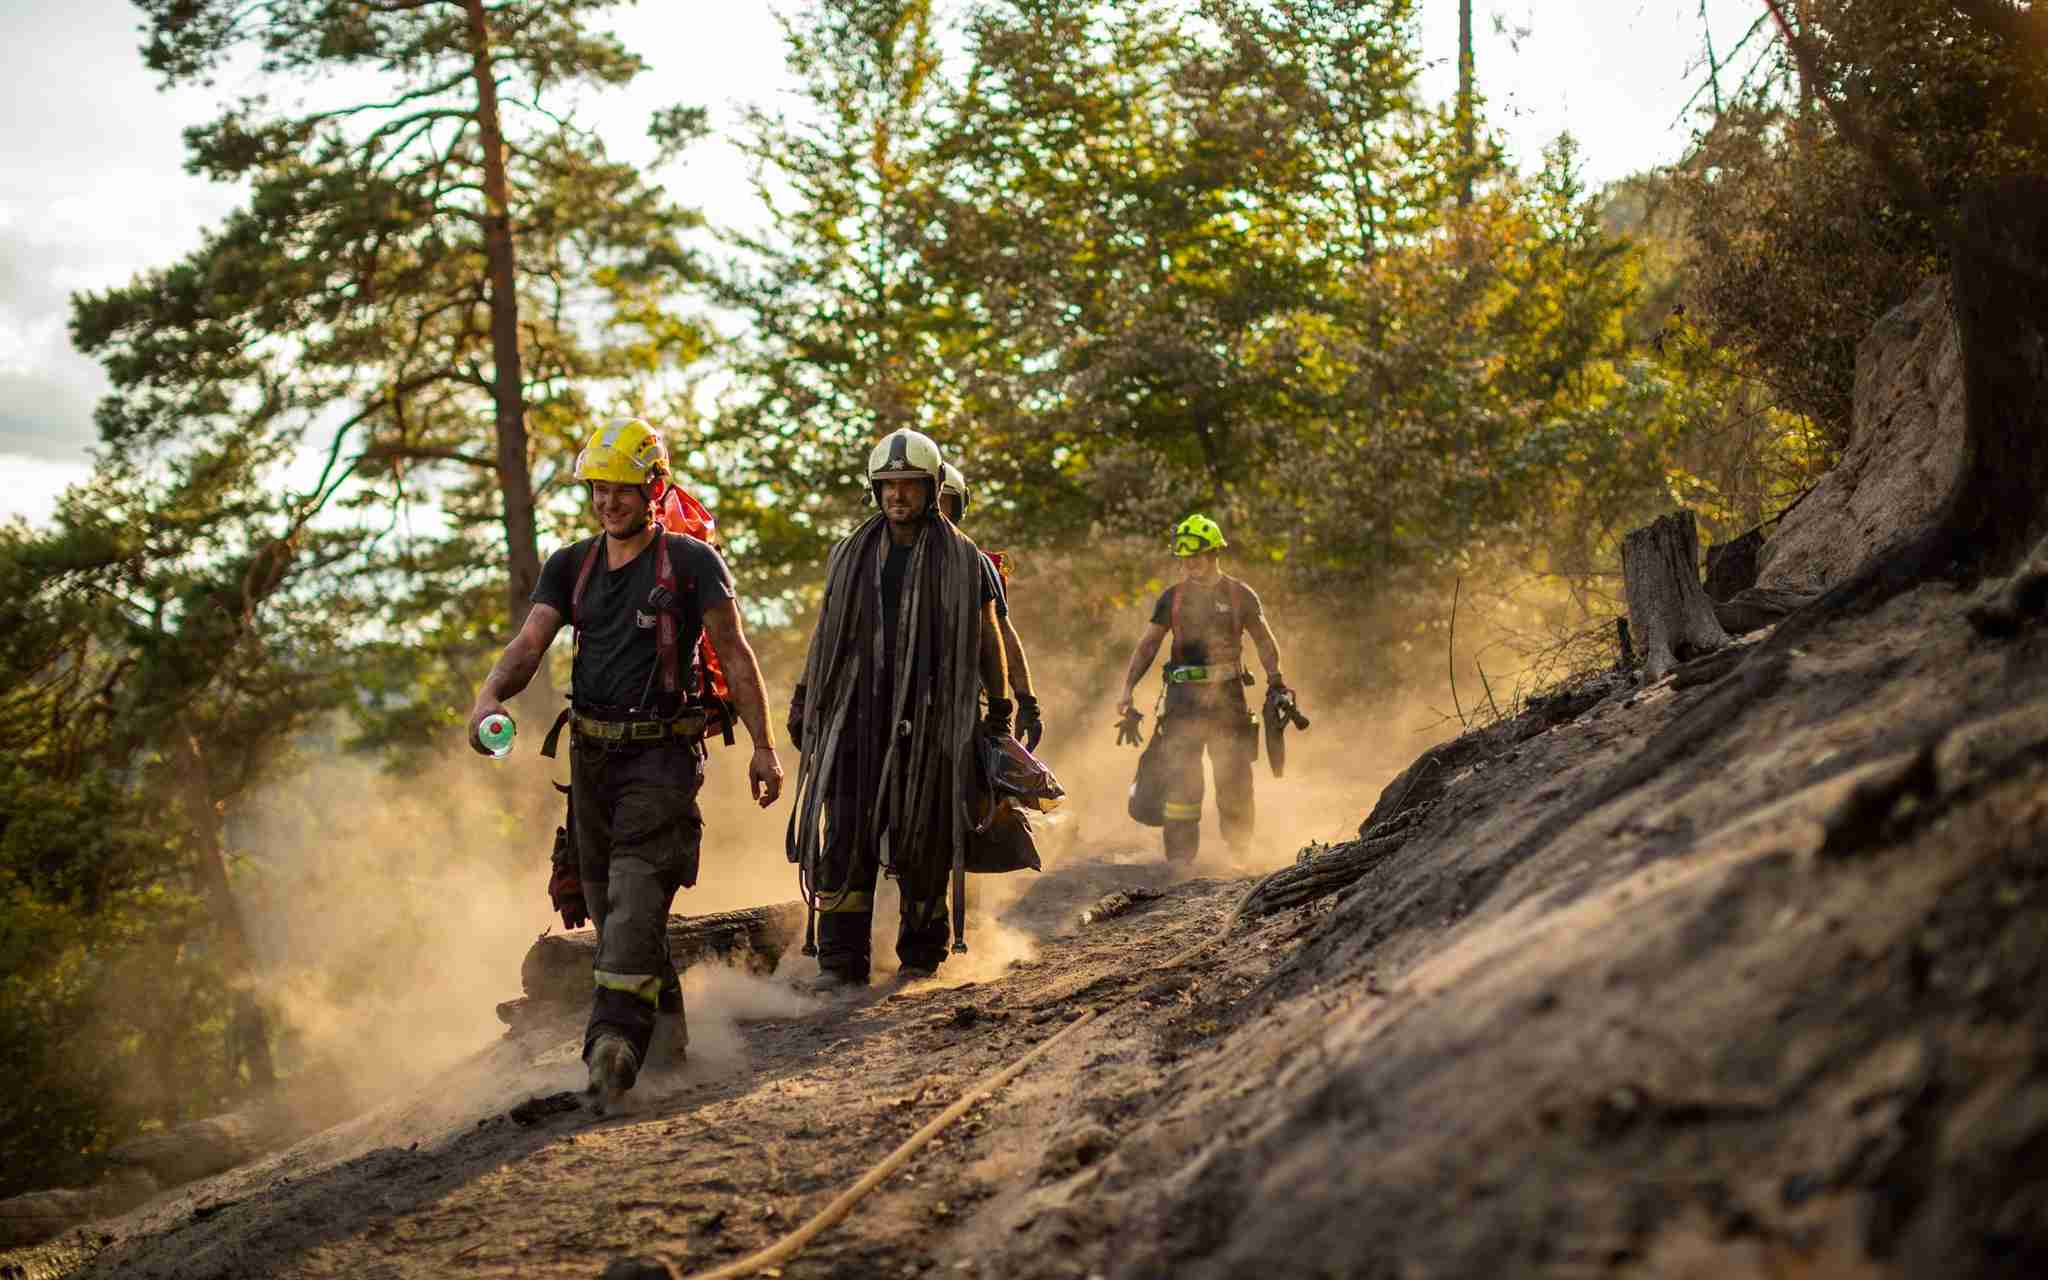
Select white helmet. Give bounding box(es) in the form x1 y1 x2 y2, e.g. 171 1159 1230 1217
867 428 944 489
940 461 969 515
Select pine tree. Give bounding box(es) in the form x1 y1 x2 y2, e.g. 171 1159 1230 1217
75 0 708 647
701 0 956 602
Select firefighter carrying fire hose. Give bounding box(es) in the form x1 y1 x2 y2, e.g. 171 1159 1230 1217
1115 514 1291 863
466 419 784 1114
783 430 1009 990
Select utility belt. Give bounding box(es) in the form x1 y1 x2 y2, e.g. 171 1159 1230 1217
1163 662 1251 687
542 703 708 756
573 709 706 743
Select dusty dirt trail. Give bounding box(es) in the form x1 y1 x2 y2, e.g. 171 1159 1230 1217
10 837 1299 1280
13 579 2048 1279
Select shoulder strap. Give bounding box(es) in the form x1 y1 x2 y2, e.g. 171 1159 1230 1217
1224 575 1247 637
655 531 681 697
1168 584 1182 637
569 536 604 626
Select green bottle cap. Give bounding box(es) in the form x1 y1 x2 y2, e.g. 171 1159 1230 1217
479 713 516 756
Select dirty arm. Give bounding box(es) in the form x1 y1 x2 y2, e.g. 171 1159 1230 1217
979 599 1008 705
703 598 785 806
466 603 566 751
1117 622 1169 714
1247 615 1286 689
998 613 1035 701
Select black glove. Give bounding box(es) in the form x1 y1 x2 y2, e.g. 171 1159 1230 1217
1115 708 1144 747
1015 694 1043 751
984 696 1014 739
787 683 806 752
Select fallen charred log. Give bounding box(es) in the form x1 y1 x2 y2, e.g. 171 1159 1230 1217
515 901 808 1008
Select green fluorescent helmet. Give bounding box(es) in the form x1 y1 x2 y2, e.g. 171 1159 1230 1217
1172 513 1227 557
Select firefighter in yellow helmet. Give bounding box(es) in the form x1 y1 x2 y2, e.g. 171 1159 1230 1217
1116 514 1290 863
466 419 785 1113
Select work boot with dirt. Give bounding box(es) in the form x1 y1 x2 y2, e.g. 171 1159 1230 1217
586 1032 639 1116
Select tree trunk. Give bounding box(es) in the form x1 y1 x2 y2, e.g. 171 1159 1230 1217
1621 510 1730 682
1948 177 2048 576
174 733 275 1091
463 0 541 633
1457 0 1475 206
514 902 808 1008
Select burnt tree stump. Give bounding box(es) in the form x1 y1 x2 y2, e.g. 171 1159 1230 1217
1622 510 1729 683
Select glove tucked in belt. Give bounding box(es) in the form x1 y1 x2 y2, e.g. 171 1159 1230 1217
548 823 587 929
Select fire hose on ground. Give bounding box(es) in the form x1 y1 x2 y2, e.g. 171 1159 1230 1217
671 1007 1102 1280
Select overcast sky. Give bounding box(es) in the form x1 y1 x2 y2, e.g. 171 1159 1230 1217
0 0 1764 527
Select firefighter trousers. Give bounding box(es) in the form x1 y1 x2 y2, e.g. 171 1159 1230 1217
571 736 705 1064
1158 688 1256 863
815 768 951 982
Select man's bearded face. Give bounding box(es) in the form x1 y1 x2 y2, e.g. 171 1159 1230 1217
590 479 652 538
879 477 931 528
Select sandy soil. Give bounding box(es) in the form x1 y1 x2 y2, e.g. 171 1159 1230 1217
8 580 2048 1279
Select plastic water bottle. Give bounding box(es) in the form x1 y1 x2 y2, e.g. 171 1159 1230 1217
478 713 516 759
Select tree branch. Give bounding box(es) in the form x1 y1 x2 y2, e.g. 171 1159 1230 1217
312 73 470 127
356 443 496 468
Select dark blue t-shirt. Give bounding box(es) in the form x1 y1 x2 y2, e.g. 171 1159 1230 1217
533 533 735 711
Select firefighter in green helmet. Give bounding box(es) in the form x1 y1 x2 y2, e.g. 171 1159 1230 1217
1115 514 1290 863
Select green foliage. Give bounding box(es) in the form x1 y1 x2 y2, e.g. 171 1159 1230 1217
709 0 1811 605
1673 1 2048 441
77 0 711 748
693 0 957 606
0 439 360 1190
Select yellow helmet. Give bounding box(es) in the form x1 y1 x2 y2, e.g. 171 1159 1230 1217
1172 513 1227 557
574 419 669 489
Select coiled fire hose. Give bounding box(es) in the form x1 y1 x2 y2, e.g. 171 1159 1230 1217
673 1007 1100 1280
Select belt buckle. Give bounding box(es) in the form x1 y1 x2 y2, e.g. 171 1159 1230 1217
630 720 663 741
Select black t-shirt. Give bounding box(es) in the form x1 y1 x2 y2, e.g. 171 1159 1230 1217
532 533 736 712
880 542 914 684
1150 576 1261 667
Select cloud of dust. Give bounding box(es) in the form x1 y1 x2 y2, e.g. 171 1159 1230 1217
668 963 818 1075
987 547 1464 881
217 540 1593 1135
232 745 568 1114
